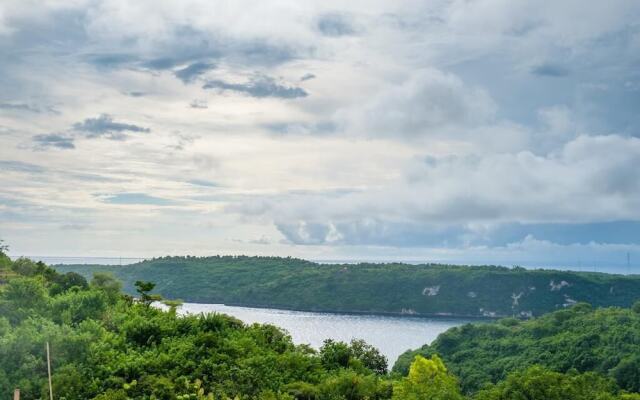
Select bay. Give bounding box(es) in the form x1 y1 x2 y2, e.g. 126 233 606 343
179 303 471 364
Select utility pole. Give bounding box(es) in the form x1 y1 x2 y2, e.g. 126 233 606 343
14 389 20 400
46 342 53 400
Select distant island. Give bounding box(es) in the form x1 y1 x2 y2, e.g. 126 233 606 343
53 256 640 319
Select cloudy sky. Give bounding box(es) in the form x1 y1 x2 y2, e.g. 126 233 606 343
1 0 639 267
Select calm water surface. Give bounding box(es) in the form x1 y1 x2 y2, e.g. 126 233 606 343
179 303 471 363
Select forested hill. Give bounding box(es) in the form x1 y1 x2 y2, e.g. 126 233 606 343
54 256 640 318
393 302 640 394
5 252 640 399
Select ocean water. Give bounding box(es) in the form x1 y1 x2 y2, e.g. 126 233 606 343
178 303 471 364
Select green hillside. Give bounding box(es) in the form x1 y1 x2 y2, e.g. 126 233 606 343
0 255 394 399
0 252 640 400
0 251 16 285
393 302 640 395
54 256 640 318
3 251 640 399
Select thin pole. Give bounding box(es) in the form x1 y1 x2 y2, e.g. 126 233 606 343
46 342 53 400
628 252 631 275
14 388 20 400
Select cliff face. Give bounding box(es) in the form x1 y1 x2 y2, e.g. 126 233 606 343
54 257 640 318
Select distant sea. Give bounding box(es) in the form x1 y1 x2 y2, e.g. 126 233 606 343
10 256 147 266
314 259 638 275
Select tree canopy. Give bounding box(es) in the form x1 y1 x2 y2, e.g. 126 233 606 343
54 256 640 318
392 355 463 400
1 247 640 399
394 302 640 394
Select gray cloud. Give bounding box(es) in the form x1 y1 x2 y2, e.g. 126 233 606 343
188 179 218 188
339 69 496 138
83 27 296 74
66 172 124 183
0 102 58 114
277 221 334 245
167 132 197 151
0 126 12 136
203 75 308 98
2 1 640 260
0 102 41 113
316 13 356 37
99 192 175 206
277 219 640 248
189 99 208 109
85 53 138 69
175 61 216 83
60 223 91 231
530 63 570 77
73 114 150 140
0 160 46 174
300 73 316 81
142 57 181 71
276 219 468 247
231 40 297 66
249 236 271 245
263 121 336 135
124 91 146 97
32 134 75 150
232 135 640 248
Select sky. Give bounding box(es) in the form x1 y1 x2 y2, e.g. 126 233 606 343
1 0 640 267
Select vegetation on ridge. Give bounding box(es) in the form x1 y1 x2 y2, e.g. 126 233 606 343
394 302 640 394
0 252 393 399
55 255 640 318
2 244 640 399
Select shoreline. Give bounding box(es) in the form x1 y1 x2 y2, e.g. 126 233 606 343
180 300 498 320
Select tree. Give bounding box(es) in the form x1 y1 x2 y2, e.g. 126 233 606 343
91 272 122 302
134 280 162 306
177 379 214 400
57 272 89 291
11 257 39 276
0 240 10 270
392 355 463 400
162 299 184 314
613 356 640 393
475 366 619 400
349 338 388 374
0 277 49 322
318 369 391 400
319 339 388 374
320 339 351 370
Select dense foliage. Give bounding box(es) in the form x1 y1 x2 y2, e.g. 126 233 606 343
394 302 640 394
0 254 396 399
392 355 463 400
2 246 640 399
474 366 640 400
55 256 640 318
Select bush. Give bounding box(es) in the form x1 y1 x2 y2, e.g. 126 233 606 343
475 366 619 400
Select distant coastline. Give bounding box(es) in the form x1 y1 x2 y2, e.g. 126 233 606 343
16 254 636 275
53 255 640 319
182 300 494 320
